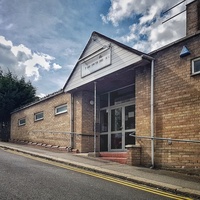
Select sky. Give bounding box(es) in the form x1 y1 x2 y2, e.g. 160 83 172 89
0 0 192 97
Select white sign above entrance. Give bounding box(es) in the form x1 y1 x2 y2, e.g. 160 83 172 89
81 48 111 77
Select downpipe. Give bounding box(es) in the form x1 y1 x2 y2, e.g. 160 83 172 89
141 54 155 168
150 59 155 168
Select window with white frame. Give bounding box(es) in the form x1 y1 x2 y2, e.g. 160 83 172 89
18 118 26 126
192 57 200 75
34 112 44 122
55 104 67 115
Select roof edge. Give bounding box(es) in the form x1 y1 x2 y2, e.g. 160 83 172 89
11 89 64 114
63 31 147 92
149 31 200 55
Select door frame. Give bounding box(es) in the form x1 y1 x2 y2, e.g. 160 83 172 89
100 101 135 152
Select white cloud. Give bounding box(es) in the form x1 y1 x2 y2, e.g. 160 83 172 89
101 0 138 26
37 93 46 98
24 61 40 80
102 0 186 52
139 4 158 25
28 52 53 71
0 36 12 46
0 35 62 81
11 44 32 57
5 23 13 30
53 63 62 70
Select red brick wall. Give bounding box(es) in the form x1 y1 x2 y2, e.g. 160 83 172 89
135 34 200 170
11 89 98 153
186 0 200 36
152 34 200 169
11 92 71 146
126 145 141 166
135 65 152 167
73 91 95 152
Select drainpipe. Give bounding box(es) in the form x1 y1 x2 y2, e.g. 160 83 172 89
70 93 74 149
94 82 97 154
141 54 155 168
150 59 155 168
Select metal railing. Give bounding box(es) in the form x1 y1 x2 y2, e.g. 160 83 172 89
129 132 200 144
28 130 95 136
26 130 95 149
27 130 73 147
28 130 72 134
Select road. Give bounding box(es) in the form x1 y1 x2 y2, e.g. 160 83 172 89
0 149 189 200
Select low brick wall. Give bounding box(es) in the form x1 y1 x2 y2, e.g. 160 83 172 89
11 92 71 147
28 131 71 147
126 145 141 166
11 131 72 147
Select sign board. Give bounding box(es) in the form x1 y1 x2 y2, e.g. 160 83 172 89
81 48 111 77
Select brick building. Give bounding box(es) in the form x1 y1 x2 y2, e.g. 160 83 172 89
11 90 71 147
11 0 200 170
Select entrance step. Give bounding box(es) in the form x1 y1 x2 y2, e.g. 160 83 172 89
99 152 127 164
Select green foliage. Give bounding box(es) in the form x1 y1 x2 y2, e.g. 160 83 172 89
0 69 37 123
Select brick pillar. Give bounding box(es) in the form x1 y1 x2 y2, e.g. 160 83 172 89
126 145 142 166
186 0 200 36
135 66 151 166
73 90 96 153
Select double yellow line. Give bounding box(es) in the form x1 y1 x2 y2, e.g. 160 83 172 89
4 149 192 200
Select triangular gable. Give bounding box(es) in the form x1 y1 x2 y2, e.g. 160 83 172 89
63 31 145 92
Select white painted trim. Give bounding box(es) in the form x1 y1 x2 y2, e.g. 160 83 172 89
55 104 68 115
18 118 26 126
192 57 200 75
34 112 44 122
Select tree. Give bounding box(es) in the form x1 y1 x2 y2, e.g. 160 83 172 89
0 69 38 141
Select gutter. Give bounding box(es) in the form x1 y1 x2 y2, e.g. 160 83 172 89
141 54 155 168
11 89 64 114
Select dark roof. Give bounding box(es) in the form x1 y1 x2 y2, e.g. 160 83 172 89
63 31 147 91
81 31 145 57
11 89 64 114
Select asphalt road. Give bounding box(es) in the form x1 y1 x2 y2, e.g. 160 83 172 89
0 149 186 200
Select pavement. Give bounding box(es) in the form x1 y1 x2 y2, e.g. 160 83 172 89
0 141 199 199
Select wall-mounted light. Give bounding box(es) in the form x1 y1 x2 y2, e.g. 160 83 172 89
89 100 94 105
180 46 190 57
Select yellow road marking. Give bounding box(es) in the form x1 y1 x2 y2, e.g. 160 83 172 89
2 149 192 200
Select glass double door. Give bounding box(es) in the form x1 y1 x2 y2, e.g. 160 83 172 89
100 104 135 152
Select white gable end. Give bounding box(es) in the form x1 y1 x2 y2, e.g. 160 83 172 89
64 33 142 92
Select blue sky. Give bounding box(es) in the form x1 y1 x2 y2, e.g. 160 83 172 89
0 0 190 97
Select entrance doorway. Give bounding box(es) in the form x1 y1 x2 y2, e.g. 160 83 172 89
100 85 135 152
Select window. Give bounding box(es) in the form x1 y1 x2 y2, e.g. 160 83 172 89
18 118 26 126
192 58 200 75
100 93 108 108
100 110 108 132
34 112 44 122
110 85 135 106
55 104 67 115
